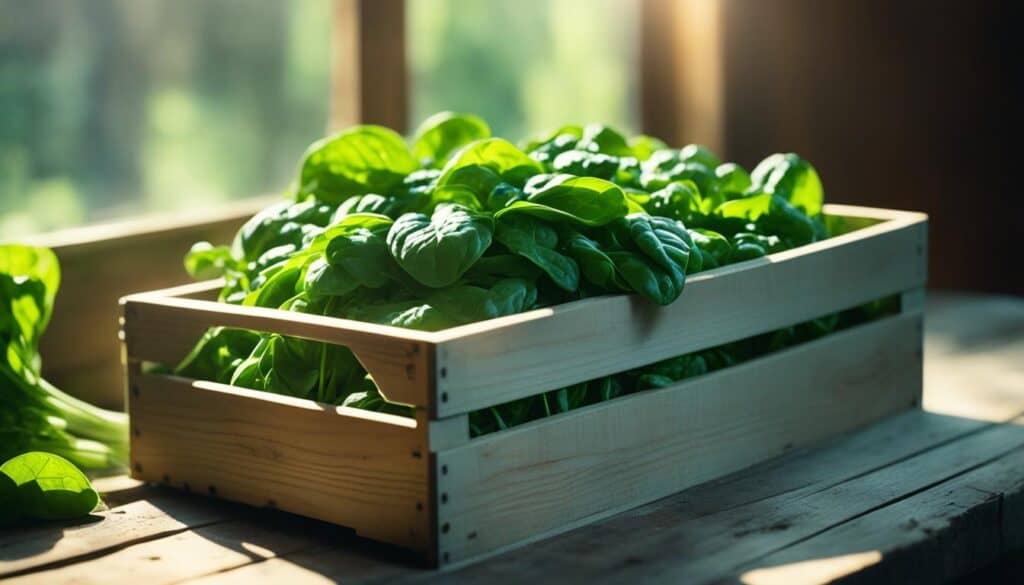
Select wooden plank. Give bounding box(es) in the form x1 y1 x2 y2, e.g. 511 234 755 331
435 313 922 566
330 0 407 132
5 519 320 585
128 373 432 555
121 294 436 407
923 293 1024 422
182 544 419 585
616 416 1024 583
19 197 275 409
436 413 1024 583
737 445 1024 585
640 0 726 153
433 210 927 416
0 494 229 578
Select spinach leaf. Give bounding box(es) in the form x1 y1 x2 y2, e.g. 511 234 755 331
643 180 703 221
184 242 236 280
299 125 418 204
562 229 628 291
715 193 816 245
302 258 359 298
601 215 691 305
680 143 721 169
387 204 494 288
715 162 752 197
463 254 542 285
494 215 580 291
412 112 491 168
323 213 397 288
174 327 262 384
232 200 334 263
551 150 620 180
577 123 633 156
688 228 732 269
1 452 100 521
438 138 542 189
629 134 668 161
332 193 404 219
749 153 824 216
342 389 414 417
427 278 536 325
523 125 583 159
495 175 628 227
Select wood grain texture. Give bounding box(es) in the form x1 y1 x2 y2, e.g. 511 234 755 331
128 374 432 554
435 312 923 566
433 206 927 416
330 0 407 132
0 495 229 578
121 294 436 407
737 445 1024 585
4 520 317 585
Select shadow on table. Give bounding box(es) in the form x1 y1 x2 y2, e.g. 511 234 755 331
0 514 105 562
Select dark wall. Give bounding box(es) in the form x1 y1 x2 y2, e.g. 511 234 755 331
721 0 1022 294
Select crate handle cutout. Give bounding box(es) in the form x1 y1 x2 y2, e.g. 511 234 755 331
120 293 436 408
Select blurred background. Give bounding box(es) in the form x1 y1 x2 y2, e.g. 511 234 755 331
1 0 1020 294
2 0 1020 409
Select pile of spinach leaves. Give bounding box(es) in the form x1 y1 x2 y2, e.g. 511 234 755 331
179 112 841 435
1 245 129 470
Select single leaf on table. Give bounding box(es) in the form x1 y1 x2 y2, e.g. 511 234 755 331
1 452 100 521
299 125 418 204
387 204 494 288
412 111 491 168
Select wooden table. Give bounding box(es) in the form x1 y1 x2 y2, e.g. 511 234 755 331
3 293 1023 584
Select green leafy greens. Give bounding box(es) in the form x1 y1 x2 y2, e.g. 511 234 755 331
176 112 839 436
1 245 129 471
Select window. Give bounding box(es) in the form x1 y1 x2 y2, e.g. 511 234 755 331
0 0 641 237
409 0 640 142
0 0 331 237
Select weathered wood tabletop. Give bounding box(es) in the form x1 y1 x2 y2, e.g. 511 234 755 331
2 293 1022 584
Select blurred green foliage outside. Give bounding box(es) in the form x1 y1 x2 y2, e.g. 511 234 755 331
0 0 636 237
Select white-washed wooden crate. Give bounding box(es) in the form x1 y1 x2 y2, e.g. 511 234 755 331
120 203 928 568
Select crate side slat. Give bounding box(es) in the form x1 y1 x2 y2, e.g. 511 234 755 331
121 295 435 408
434 311 923 566
433 214 927 416
128 372 434 556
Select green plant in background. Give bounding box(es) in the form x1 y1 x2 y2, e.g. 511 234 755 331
179 112 844 436
0 245 129 471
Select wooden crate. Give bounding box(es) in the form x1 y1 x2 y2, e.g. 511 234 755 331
120 203 928 568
